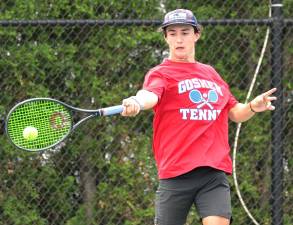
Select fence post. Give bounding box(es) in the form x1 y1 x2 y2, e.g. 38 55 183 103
271 0 284 225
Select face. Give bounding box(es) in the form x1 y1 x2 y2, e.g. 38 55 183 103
164 24 200 62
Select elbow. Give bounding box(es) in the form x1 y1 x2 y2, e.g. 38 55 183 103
228 111 238 122
229 115 241 123
229 113 250 123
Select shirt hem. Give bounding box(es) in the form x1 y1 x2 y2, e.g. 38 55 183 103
158 164 232 179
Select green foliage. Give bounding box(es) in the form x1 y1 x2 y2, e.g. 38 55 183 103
0 1 292 225
2 196 47 225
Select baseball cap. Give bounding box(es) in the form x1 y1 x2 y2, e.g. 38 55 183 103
161 9 199 30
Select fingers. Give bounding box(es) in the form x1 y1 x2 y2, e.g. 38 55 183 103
265 96 277 102
251 88 278 112
265 101 275 111
121 98 141 117
263 87 277 97
262 88 277 111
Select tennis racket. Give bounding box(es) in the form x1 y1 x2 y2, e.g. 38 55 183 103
189 89 202 104
189 89 218 109
197 90 218 109
5 98 124 152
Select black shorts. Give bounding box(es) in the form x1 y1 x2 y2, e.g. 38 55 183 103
154 167 232 225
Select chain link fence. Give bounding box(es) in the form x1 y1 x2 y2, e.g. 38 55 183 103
0 1 292 225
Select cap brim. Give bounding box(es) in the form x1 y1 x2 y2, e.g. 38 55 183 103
160 21 198 29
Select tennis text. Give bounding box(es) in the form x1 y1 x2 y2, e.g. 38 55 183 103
180 108 221 121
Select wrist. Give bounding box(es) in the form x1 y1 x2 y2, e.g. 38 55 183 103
249 101 256 113
130 96 144 110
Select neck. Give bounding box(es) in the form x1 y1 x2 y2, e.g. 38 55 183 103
168 56 196 63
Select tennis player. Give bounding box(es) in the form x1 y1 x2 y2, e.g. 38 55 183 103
121 9 277 225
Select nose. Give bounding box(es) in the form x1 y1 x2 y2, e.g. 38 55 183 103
176 34 183 43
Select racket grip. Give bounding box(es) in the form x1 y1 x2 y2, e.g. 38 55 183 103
101 105 124 116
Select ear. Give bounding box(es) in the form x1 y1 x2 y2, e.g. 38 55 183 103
164 35 170 45
194 32 201 43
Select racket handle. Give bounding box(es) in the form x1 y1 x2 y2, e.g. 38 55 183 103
100 105 124 116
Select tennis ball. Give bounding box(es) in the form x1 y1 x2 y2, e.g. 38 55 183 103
23 126 38 141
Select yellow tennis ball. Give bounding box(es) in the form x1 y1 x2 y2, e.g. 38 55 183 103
23 126 38 141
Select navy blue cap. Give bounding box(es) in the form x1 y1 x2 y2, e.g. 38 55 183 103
161 9 199 29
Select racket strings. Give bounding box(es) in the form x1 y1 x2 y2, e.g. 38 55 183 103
7 100 72 151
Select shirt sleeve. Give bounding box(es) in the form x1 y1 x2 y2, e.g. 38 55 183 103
143 69 166 100
226 89 239 110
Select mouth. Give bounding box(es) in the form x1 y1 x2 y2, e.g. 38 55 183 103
176 47 185 50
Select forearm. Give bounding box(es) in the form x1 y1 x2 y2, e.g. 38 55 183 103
135 89 158 110
121 89 158 117
229 88 277 123
228 103 255 123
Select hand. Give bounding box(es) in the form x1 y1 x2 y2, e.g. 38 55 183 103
250 88 277 112
121 97 142 117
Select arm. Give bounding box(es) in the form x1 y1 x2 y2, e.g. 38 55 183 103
229 88 277 123
121 89 158 117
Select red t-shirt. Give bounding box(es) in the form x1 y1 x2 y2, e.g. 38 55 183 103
143 59 238 179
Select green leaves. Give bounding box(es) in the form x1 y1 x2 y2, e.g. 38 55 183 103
0 1 292 225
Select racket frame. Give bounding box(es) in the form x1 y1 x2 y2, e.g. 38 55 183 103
5 98 123 152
